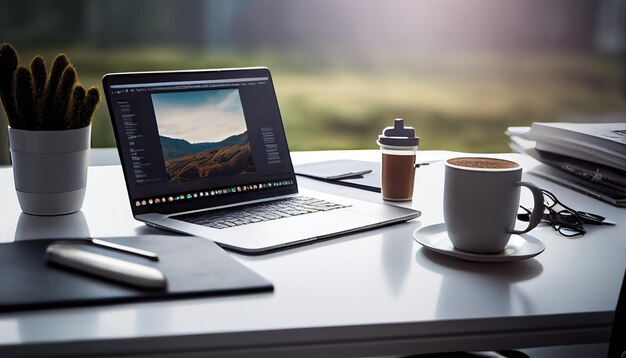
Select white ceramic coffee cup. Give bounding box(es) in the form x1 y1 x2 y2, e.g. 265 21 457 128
443 157 544 254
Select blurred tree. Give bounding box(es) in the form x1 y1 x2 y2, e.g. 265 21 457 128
0 0 619 53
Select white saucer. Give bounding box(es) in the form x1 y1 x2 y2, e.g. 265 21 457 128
413 223 545 263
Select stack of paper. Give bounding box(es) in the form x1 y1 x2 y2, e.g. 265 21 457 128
507 121 626 207
523 122 626 170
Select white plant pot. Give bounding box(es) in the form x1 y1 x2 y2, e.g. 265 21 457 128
8 125 91 216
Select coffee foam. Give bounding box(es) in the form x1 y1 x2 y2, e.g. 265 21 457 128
447 157 519 169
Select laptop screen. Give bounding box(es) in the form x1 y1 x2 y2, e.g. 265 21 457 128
103 68 297 215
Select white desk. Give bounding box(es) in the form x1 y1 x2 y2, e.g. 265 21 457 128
0 150 624 357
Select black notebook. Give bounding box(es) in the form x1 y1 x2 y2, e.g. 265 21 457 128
295 160 381 192
0 235 273 312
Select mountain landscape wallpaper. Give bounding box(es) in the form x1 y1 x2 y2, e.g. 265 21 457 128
160 132 255 181
152 88 256 182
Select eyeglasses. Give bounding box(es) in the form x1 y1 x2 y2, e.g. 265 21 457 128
517 189 610 238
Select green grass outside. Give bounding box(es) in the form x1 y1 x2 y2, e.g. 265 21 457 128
10 48 626 153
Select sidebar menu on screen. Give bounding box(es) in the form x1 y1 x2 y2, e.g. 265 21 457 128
113 98 165 185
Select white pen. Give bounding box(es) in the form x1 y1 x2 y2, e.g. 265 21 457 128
90 238 159 261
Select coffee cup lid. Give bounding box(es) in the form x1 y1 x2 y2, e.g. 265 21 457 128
377 118 419 147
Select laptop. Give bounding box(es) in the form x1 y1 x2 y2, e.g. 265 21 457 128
102 67 420 254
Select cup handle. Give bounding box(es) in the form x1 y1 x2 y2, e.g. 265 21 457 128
509 181 544 235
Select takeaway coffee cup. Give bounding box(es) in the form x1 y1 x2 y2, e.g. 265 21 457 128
443 157 544 254
377 118 419 201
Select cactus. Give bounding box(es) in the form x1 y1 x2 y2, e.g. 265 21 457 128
0 43 100 131
14 66 37 130
41 54 69 130
52 65 77 129
67 85 85 129
30 55 46 119
78 86 100 129
0 43 19 127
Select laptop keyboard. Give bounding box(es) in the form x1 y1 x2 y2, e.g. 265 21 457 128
173 196 351 230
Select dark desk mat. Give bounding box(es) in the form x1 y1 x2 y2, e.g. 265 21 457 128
0 235 273 312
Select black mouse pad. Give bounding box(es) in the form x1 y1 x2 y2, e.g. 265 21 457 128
0 235 273 312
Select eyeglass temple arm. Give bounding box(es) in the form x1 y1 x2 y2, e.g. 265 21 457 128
510 182 545 235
